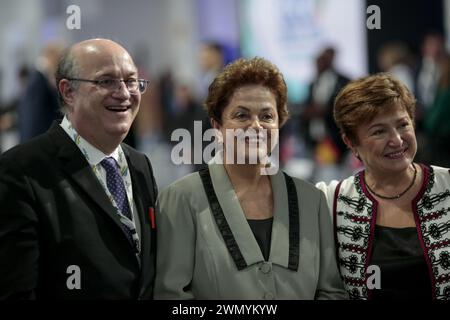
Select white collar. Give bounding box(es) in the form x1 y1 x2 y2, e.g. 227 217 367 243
60 116 121 166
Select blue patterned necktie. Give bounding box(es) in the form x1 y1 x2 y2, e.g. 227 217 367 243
100 157 139 253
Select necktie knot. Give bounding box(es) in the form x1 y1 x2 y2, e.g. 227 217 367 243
100 157 119 172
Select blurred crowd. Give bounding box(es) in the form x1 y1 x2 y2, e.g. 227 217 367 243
1 32 449 188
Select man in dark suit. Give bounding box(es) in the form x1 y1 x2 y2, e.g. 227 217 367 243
300 47 350 164
0 39 158 299
18 42 63 143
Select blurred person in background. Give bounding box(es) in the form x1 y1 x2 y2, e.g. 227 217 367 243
137 73 195 189
188 42 227 171
377 41 415 92
317 73 450 300
0 65 29 153
197 41 225 101
158 71 199 145
300 47 350 166
413 32 446 176
300 47 350 182
168 83 199 146
155 57 347 300
415 32 446 117
18 42 64 142
423 53 450 167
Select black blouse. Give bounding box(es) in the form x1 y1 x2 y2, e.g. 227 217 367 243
247 217 274 261
370 225 432 300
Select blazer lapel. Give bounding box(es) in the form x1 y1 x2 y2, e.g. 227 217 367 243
208 163 265 267
48 124 134 246
122 147 157 297
268 171 291 269
123 149 152 263
208 163 293 270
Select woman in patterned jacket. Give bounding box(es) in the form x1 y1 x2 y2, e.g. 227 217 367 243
317 73 450 300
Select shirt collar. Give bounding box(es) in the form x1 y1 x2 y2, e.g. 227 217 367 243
60 116 121 166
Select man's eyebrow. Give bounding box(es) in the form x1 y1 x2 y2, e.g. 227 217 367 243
95 70 138 78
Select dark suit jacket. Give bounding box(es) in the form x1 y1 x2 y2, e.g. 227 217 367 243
302 71 350 162
18 70 61 142
0 123 158 299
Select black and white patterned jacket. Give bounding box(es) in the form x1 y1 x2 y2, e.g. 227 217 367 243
317 165 450 300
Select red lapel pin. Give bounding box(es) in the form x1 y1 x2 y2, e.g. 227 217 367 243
148 207 156 229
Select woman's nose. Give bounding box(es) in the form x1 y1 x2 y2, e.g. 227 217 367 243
388 130 403 146
249 116 263 130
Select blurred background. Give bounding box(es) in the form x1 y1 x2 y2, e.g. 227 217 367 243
1 0 449 189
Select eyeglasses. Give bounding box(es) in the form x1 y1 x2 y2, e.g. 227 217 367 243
67 78 150 94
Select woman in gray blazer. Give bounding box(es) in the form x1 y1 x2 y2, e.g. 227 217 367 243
154 57 347 300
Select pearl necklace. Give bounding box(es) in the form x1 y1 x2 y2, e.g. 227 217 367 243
364 164 417 200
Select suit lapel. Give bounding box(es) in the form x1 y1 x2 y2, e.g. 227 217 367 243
48 124 136 250
123 149 151 248
122 146 154 290
208 163 265 266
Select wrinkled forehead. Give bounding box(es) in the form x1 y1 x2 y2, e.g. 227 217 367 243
75 43 138 77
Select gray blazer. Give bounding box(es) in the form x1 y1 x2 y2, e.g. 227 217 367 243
154 163 347 300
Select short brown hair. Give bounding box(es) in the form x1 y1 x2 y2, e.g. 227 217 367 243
204 57 289 127
334 73 416 144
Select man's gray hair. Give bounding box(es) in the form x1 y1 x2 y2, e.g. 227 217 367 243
55 47 80 114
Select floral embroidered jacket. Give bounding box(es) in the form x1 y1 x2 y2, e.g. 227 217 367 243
318 165 450 300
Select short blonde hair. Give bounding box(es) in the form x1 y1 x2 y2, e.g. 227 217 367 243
334 73 416 144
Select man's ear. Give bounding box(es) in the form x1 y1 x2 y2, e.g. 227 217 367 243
58 79 76 110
